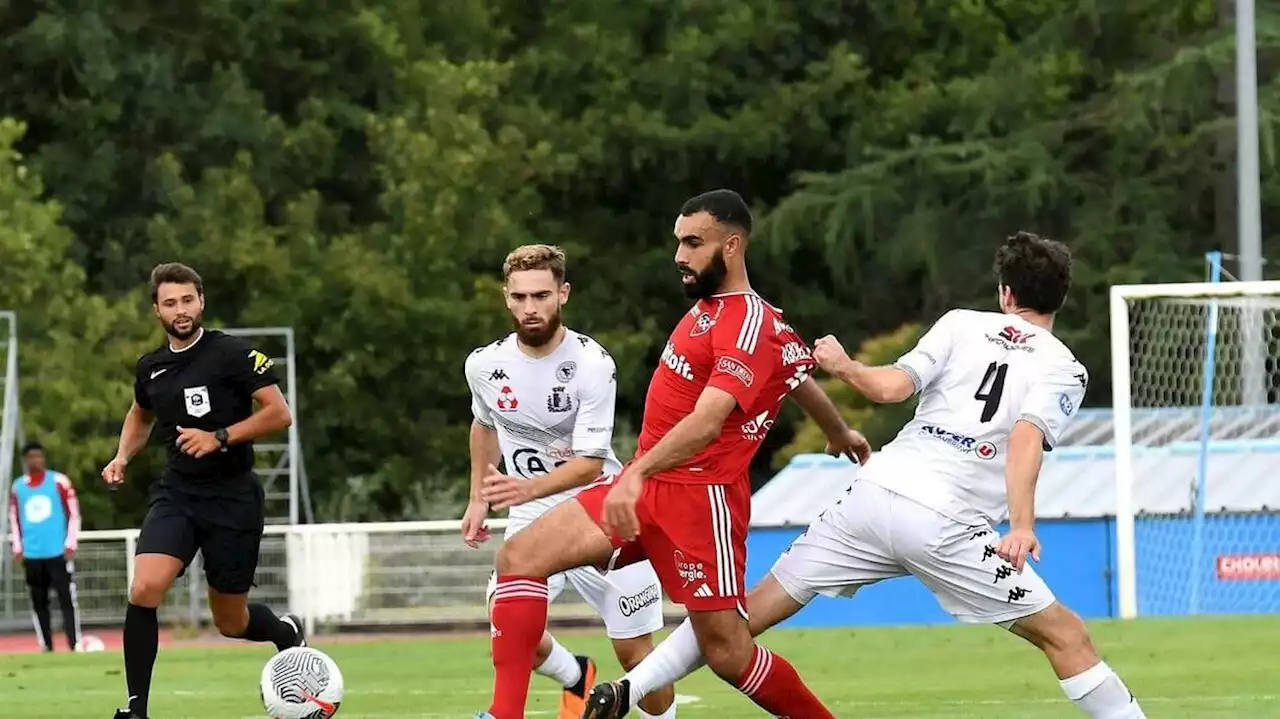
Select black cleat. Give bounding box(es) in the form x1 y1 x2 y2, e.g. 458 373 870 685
582 679 631 719
280 612 307 648
112 709 144 719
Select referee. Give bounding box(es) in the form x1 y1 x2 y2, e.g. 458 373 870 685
102 263 305 719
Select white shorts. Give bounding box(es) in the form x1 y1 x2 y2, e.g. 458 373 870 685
770 480 1055 626
487 519 665 640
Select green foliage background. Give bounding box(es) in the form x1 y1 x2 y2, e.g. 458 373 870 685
1 1 1278 527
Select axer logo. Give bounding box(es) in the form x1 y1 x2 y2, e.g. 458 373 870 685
660 342 695 380
920 424 997 460
617 584 661 617
673 550 706 587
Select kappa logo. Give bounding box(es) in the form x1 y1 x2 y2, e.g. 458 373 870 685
993 565 1014 582
495 386 519 411
489 369 509 381
715 356 755 387
660 342 695 381
1007 586 1031 603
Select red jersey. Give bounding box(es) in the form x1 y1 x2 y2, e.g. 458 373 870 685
637 292 815 484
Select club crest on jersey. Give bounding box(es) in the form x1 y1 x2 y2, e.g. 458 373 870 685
556 361 576 383
975 441 998 460
183 386 211 418
690 311 716 338
495 385 519 412
715 356 755 387
547 386 573 413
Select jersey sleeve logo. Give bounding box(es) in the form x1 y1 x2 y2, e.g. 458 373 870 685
495 386 519 411
184 385 212 418
248 349 274 375
715 356 755 387
1058 392 1075 415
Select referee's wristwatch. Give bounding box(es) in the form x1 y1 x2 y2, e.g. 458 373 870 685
214 428 230 452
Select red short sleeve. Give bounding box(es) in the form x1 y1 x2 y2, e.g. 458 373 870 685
707 295 778 409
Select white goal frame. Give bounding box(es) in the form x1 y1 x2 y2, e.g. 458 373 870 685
1109 279 1280 619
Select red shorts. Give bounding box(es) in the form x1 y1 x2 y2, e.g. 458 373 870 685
576 473 750 612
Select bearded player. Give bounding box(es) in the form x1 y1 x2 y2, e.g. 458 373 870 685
586 232 1148 719
461 244 676 719
474 189 870 719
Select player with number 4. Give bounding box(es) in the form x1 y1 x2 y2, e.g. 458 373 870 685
588 232 1148 719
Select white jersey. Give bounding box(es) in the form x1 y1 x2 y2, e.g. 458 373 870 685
859 309 1088 526
464 329 622 531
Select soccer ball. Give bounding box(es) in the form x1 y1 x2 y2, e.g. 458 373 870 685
260 646 344 719
76 635 106 653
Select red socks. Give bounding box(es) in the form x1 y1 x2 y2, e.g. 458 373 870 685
487 576 549 719
736 644 835 718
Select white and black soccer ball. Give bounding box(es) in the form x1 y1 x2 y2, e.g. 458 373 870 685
260 646 344 719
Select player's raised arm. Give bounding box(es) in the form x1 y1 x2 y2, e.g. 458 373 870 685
815 310 963 404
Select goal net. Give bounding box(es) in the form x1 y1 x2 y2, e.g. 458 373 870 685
1111 280 1280 619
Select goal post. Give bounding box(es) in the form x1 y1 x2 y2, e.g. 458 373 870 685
1110 280 1280 619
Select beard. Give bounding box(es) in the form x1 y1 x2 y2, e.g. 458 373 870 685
164 313 203 341
514 308 563 347
681 250 728 300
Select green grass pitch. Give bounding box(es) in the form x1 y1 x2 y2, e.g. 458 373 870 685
3 615 1277 718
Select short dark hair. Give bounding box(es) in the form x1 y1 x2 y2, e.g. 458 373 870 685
993 231 1072 314
20 442 42 456
680 189 753 234
150 262 204 302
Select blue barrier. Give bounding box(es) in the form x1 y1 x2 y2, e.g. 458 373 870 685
744 513 1280 627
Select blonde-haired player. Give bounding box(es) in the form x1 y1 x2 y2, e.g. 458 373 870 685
461 245 676 719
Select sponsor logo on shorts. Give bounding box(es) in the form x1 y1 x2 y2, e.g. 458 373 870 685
673 550 706 587
661 342 695 381
617 583 661 617
919 425 997 460
715 356 755 386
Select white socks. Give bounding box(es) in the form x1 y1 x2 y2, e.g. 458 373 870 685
624 619 705 707
1060 661 1146 718
535 636 583 688
638 705 678 719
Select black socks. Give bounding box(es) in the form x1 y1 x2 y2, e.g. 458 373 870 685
123 603 159 718
242 603 297 651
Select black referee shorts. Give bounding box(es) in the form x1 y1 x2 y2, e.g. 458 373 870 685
135 477 265 594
